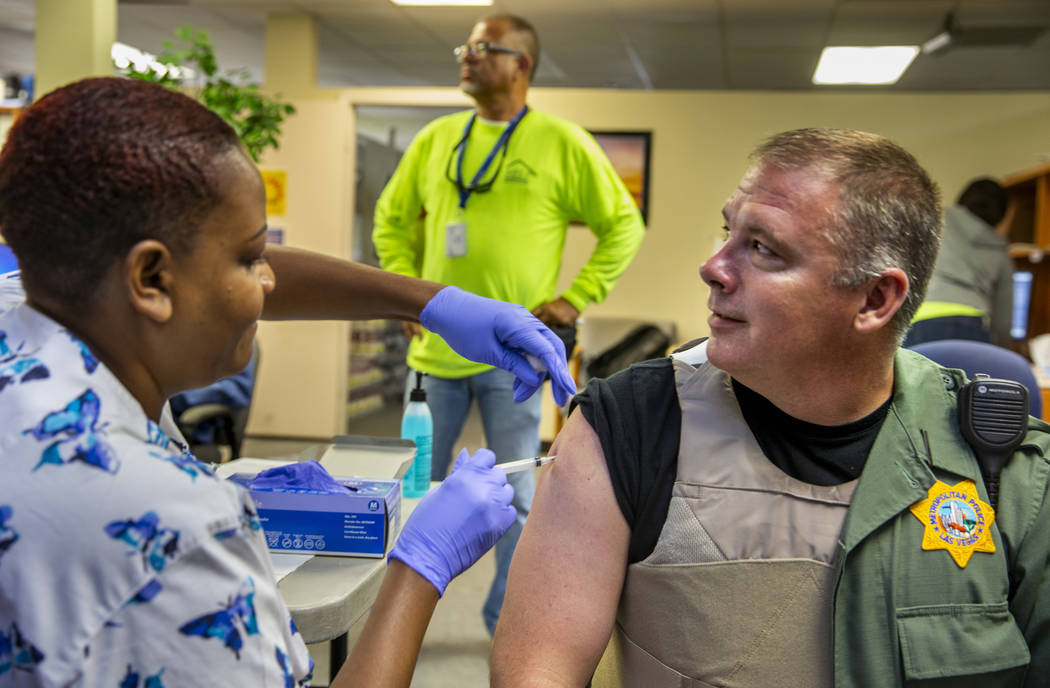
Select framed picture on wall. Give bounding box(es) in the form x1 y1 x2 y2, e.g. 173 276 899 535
589 130 652 225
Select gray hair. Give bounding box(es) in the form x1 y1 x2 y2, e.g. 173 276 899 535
752 128 942 344
482 14 540 81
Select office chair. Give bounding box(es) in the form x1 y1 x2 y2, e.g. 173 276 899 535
173 342 260 462
908 339 1043 418
0 244 17 274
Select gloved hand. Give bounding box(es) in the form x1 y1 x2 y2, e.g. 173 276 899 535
389 448 516 596
420 286 577 405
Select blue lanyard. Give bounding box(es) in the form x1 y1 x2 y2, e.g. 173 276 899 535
455 105 529 209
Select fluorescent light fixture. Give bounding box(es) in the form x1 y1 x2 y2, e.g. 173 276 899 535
812 46 920 85
923 12 957 56
111 42 195 80
921 30 952 55
390 0 492 5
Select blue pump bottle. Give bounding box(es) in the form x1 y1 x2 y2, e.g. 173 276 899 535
401 371 433 498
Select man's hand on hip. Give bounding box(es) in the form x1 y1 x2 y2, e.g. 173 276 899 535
403 321 423 340
532 298 580 328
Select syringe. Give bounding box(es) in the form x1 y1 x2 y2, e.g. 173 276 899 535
496 455 557 474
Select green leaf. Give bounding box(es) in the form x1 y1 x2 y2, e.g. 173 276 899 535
110 23 294 162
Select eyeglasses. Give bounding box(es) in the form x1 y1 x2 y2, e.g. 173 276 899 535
453 41 523 62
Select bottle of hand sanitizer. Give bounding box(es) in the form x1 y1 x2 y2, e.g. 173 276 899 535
401 371 433 498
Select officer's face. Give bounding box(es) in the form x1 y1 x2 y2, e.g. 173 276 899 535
700 162 868 393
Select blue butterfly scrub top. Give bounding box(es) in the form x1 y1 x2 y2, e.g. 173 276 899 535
0 293 313 687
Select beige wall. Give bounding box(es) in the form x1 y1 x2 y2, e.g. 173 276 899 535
530 89 1050 345
247 95 352 438
248 86 1050 437
35 0 116 97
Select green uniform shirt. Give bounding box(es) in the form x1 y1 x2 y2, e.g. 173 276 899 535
833 349 1050 685
373 108 645 378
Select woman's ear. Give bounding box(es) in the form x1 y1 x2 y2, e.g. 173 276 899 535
124 240 175 324
855 268 909 335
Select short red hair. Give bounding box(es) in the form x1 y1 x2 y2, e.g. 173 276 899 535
0 77 242 309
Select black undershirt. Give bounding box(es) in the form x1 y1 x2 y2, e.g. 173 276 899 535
572 357 891 563
731 378 890 486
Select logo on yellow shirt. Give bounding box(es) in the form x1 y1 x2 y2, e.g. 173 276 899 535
909 479 995 568
505 159 536 184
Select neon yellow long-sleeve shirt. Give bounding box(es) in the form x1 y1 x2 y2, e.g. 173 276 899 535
373 108 645 378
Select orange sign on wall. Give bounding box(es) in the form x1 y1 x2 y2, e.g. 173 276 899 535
261 170 287 216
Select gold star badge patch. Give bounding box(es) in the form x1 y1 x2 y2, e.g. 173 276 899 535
909 479 995 568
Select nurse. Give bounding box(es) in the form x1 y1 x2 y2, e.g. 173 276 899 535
0 76 570 686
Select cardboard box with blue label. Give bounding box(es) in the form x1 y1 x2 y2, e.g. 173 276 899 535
227 473 401 558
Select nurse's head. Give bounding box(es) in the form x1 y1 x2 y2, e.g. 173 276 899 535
0 77 275 417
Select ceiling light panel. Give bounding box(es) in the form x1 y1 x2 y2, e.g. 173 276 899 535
389 0 493 6
812 45 919 85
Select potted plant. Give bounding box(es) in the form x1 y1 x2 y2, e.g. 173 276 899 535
117 26 295 162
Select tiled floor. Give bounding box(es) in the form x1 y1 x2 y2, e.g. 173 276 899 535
306 548 496 687
243 405 494 687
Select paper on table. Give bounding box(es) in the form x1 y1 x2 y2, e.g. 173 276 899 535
1030 334 1050 381
270 552 313 582
214 458 295 479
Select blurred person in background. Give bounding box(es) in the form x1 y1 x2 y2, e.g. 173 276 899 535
905 177 1015 347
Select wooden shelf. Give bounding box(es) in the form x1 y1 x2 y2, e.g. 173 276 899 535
1003 162 1050 342
1002 160 1050 188
1010 244 1050 260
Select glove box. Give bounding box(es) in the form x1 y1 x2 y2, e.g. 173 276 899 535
226 473 402 558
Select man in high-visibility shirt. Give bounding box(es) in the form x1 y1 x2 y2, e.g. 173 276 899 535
372 13 644 634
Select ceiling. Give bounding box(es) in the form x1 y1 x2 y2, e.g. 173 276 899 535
1 0 1049 93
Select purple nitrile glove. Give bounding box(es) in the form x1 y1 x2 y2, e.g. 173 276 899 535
388 448 515 596
420 286 577 405
249 460 349 493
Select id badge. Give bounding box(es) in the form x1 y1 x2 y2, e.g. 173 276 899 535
446 221 467 258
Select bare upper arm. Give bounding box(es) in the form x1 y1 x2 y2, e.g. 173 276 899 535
491 408 630 687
